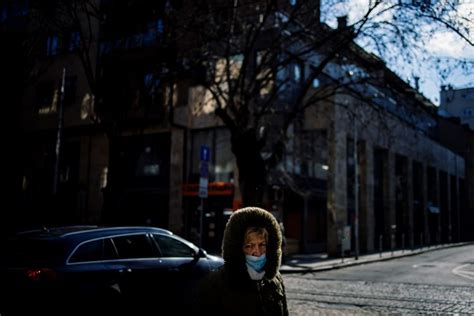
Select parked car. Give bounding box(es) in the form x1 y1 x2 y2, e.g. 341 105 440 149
1 225 224 315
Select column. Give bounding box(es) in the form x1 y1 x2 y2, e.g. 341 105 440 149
421 163 429 245
384 151 396 249
406 159 414 249
168 129 185 234
359 140 374 253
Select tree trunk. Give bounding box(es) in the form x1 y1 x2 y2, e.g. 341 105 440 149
231 128 267 207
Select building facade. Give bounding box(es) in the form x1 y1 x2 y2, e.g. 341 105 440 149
436 106 474 242
3 0 471 256
440 87 474 131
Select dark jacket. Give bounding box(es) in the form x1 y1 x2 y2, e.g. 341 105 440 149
195 207 289 316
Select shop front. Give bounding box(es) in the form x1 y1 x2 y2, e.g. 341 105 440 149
183 182 234 254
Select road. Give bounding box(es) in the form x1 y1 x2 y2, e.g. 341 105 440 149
284 244 474 315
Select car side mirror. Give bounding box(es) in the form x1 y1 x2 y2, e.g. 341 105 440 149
195 248 207 258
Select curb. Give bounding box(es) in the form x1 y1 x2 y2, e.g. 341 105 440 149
279 242 473 274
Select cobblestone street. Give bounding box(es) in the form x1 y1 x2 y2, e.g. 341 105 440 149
285 276 474 315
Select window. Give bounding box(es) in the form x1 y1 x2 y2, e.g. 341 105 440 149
312 78 320 88
215 54 243 80
276 59 304 84
293 63 302 81
46 35 59 56
69 239 117 263
140 72 162 108
1 6 7 22
112 234 157 259
144 73 160 93
289 0 297 5
155 18 164 34
215 130 234 182
68 31 80 52
257 51 274 96
144 18 164 45
12 0 29 17
153 235 195 257
463 107 474 117
136 145 160 176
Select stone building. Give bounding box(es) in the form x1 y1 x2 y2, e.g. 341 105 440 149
440 87 474 131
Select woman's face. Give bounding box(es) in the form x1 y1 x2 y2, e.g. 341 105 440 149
243 231 267 257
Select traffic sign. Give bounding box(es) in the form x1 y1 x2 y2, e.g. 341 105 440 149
199 145 210 198
199 161 209 178
200 145 210 162
199 177 208 198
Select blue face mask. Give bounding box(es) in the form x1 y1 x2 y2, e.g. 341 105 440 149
245 254 266 272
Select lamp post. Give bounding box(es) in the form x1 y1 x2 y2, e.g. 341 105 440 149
53 67 66 195
354 122 359 260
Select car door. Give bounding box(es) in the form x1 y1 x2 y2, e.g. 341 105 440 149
106 233 163 309
65 237 120 301
150 233 210 310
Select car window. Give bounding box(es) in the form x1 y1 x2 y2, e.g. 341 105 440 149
69 238 117 263
153 235 195 258
112 234 157 259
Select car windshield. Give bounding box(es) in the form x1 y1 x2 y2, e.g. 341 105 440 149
4 238 67 267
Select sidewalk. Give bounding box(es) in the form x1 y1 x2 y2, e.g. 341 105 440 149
280 242 472 274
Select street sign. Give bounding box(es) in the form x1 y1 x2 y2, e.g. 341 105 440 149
200 145 210 162
199 161 209 178
198 146 210 246
198 177 208 198
199 145 210 198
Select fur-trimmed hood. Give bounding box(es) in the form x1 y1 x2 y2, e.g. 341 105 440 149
222 207 282 279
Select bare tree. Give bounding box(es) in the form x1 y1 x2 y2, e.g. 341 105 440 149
8 0 471 226
174 0 472 207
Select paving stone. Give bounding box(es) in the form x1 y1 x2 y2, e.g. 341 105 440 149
284 277 474 315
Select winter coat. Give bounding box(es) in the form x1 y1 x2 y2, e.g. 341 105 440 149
195 207 289 316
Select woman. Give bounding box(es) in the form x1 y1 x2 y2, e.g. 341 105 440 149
195 206 288 316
